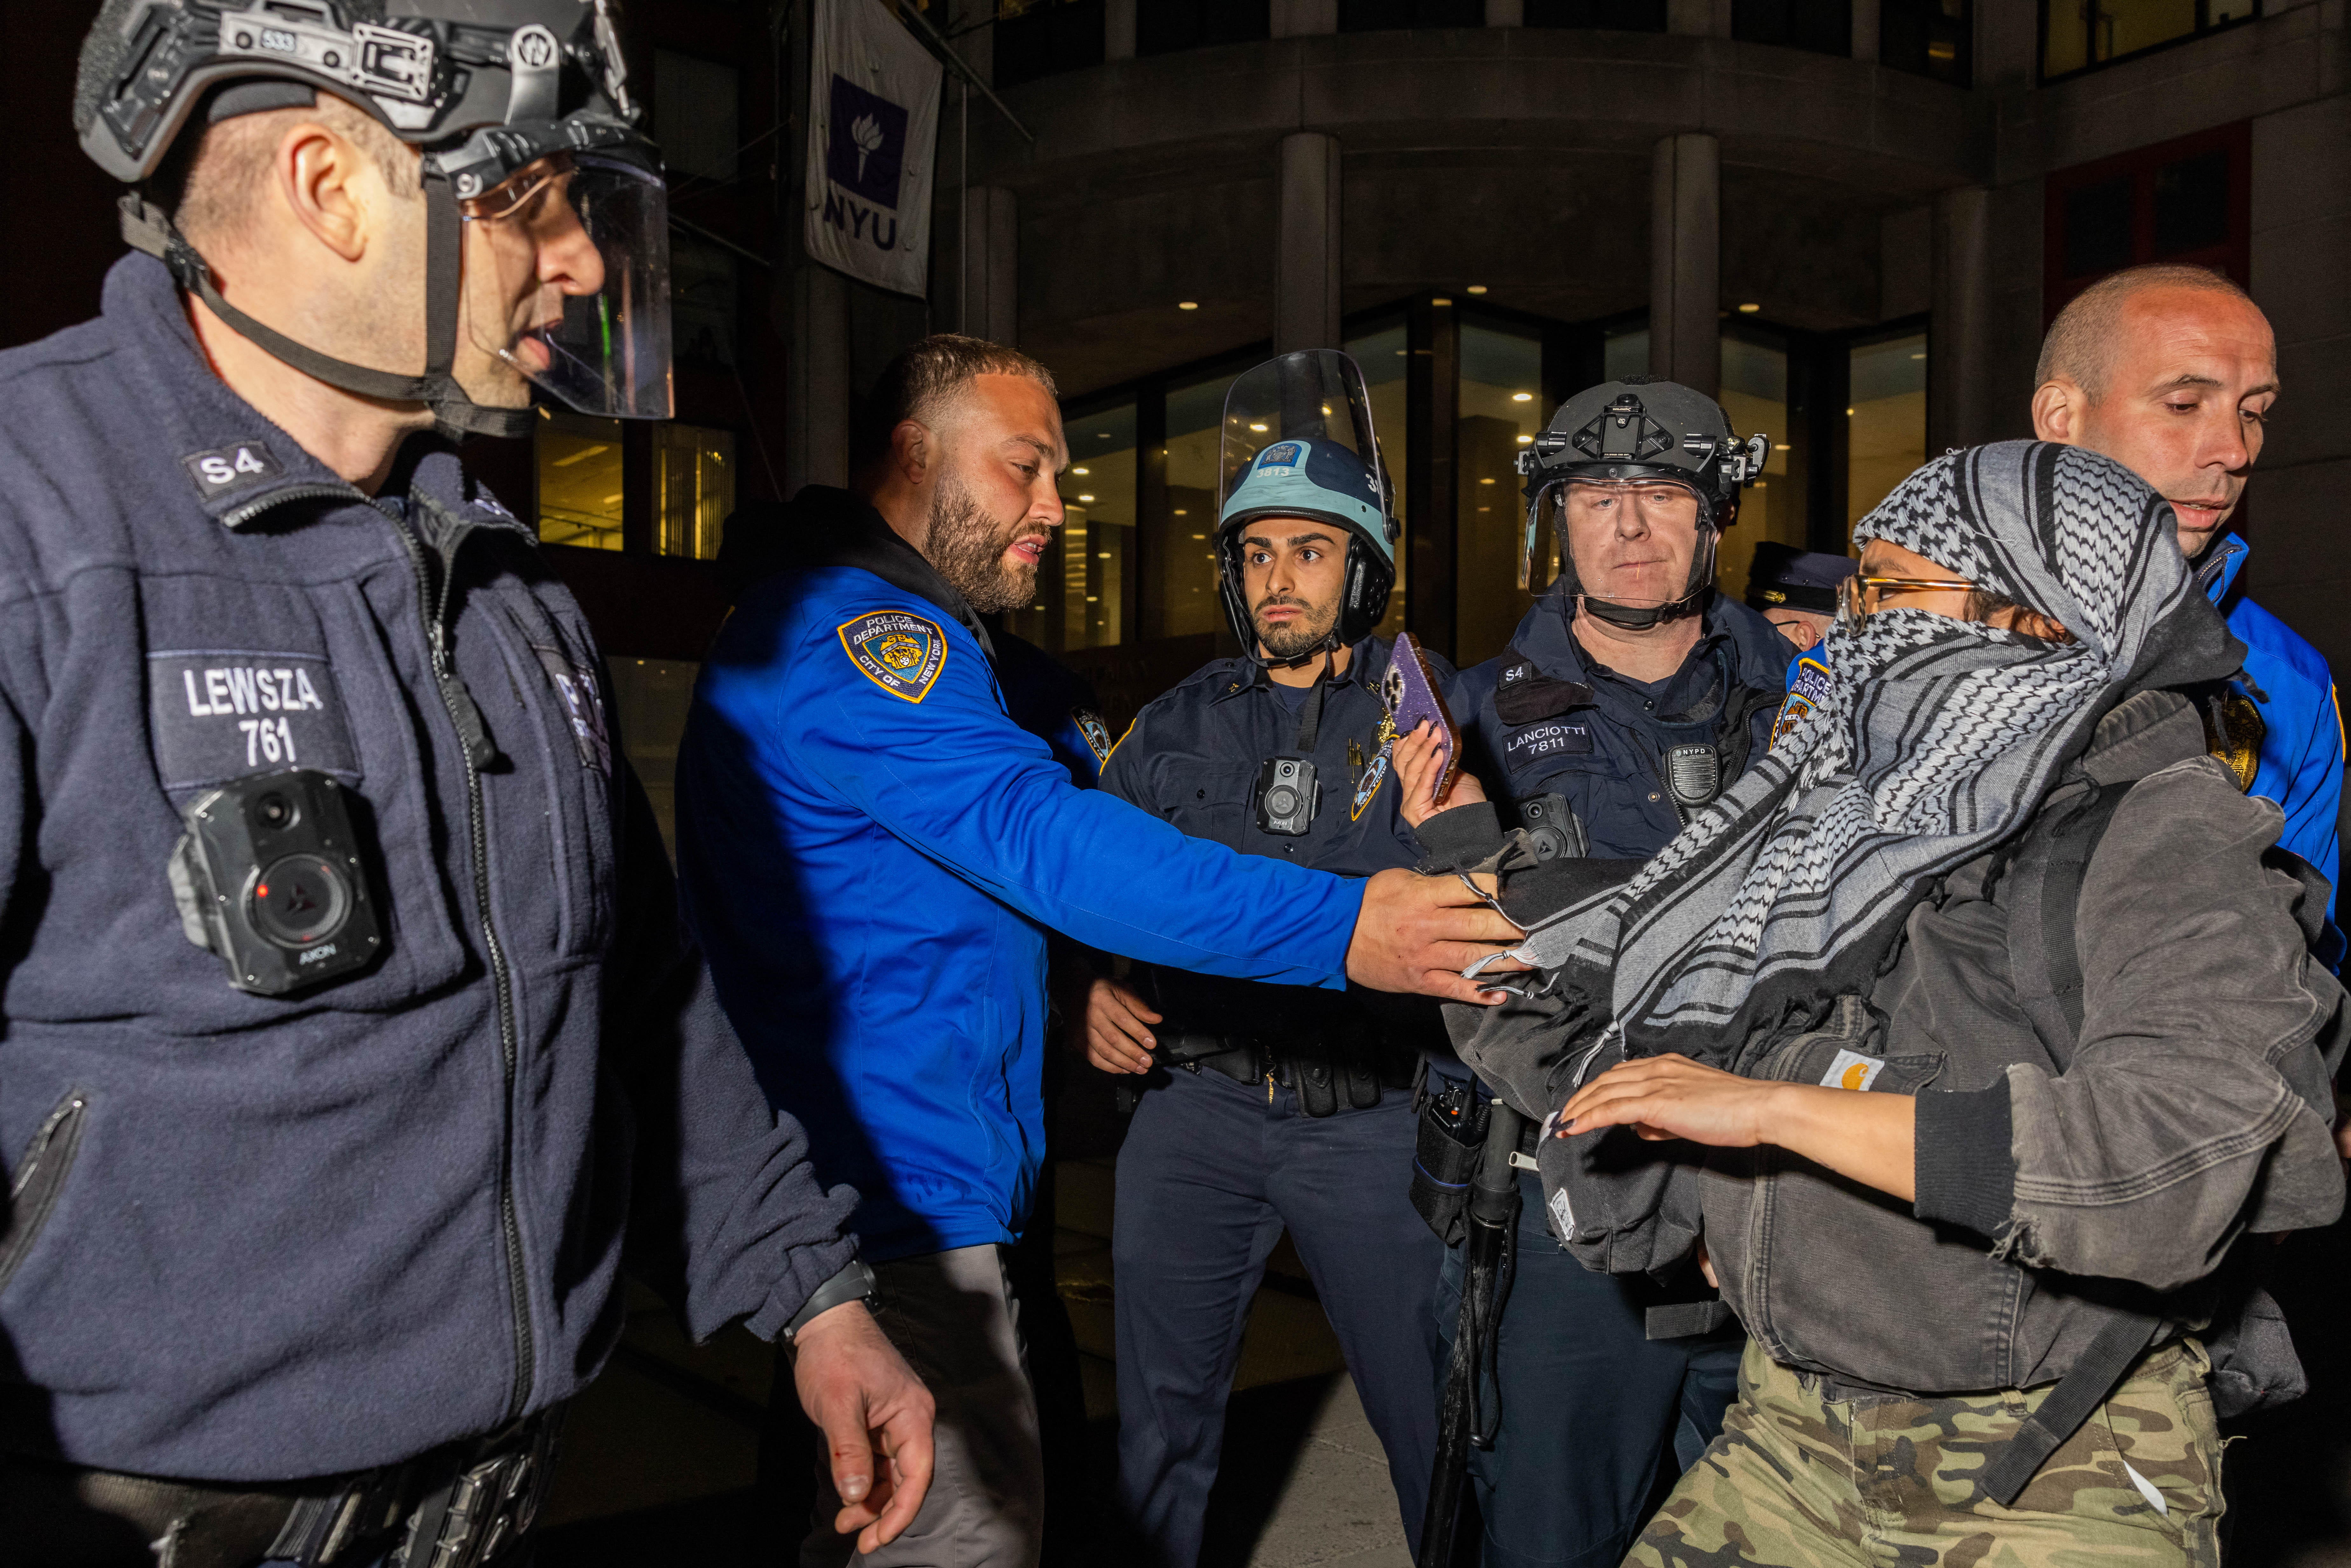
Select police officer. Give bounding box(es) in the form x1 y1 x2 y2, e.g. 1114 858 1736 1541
1080 350 1447 1566
673 337 1522 1568
1743 540 1856 653
5 5 933 1564
1431 377 1789 1568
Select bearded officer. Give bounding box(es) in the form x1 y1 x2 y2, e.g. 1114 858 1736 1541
674 336 1523 1568
1079 350 1448 1566
2 5 931 1564
1422 377 1789 1568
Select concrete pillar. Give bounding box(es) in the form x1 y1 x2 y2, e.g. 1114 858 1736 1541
1275 132 1344 353
1271 0 1340 37
1486 0 1526 25
1667 0 1733 36
960 186 1020 347
1648 133 1720 398
785 261 851 495
1105 0 1137 59
1927 185 1994 454
1850 0 1878 60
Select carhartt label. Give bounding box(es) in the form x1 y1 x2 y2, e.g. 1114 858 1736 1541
181 440 287 501
1820 1048 1884 1093
147 651 357 788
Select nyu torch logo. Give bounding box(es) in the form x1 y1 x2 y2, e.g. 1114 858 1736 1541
824 75 910 254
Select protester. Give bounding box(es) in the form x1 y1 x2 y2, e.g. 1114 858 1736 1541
1415 440 2346 1568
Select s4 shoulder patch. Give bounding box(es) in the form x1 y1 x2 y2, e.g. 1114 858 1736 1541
839 610 949 703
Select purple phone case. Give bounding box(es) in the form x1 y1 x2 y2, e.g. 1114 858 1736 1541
1379 632 1460 798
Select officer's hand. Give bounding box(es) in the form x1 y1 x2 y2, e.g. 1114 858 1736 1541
791 1300 937 1553
1394 721 1487 828
1348 868 1525 1005
1084 976 1161 1075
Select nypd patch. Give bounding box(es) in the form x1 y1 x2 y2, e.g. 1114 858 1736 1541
839 611 948 703
1350 742 1391 821
1256 441 1302 469
1073 708 1113 766
1769 655 1831 753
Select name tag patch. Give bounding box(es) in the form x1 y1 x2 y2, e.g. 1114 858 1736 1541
1504 721 1593 767
839 611 947 703
181 440 287 501
533 645 612 775
147 651 357 789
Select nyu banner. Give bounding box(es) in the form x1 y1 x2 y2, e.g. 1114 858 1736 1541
805 0 942 296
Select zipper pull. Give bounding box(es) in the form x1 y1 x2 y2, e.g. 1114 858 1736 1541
444 671 503 770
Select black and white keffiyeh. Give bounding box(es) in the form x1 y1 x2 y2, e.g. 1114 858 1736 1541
1510 440 2242 1067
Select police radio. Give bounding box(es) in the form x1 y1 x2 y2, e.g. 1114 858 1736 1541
168 769 384 995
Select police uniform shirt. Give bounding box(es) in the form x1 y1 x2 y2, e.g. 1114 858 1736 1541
1457 585 1791 861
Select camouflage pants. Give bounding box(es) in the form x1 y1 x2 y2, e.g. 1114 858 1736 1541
1628 1338 2223 1568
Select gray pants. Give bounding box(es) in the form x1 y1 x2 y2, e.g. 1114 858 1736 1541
803 1244 1044 1568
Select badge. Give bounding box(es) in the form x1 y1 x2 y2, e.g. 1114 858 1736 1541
181 440 286 501
1820 1048 1884 1092
1769 655 1832 754
1073 708 1113 766
838 611 948 703
1350 741 1391 821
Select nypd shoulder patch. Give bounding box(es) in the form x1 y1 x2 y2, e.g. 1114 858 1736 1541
1768 655 1832 753
838 610 949 703
1073 708 1114 766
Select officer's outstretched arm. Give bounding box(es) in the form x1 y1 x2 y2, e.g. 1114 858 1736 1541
787 608 1518 997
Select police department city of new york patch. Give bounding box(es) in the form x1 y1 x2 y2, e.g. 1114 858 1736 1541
839 611 948 703
1769 654 1832 753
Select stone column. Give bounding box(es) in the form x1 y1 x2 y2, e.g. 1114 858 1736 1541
961 186 1020 346
1850 0 1879 61
1105 0 1137 59
1928 184 1993 453
785 262 850 495
1271 0 1340 38
1275 132 1343 353
1648 132 1720 398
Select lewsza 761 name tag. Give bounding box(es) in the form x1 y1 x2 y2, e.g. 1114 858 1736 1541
147 650 359 790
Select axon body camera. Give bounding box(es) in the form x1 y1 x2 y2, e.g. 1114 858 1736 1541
168 769 383 995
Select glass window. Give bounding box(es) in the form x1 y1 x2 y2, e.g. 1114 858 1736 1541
670 233 740 371
605 656 698 857
1013 403 1134 652
652 423 736 561
1149 376 1229 643
1525 0 1668 29
1733 0 1852 54
1879 0 1971 82
1455 322 1546 669
1339 0 1483 26
536 413 626 551
1715 335 1796 606
2042 0 2256 81
1345 323 1410 640
1847 334 1928 533
653 52 739 182
993 0 1106 88
1603 325 1650 383
1138 0 1271 52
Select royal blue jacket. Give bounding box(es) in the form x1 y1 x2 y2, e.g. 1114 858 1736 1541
2203 534 2342 902
0 256 856 1482
674 495 1362 1263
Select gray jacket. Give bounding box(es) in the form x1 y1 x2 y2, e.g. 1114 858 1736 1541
1462 689 2348 1396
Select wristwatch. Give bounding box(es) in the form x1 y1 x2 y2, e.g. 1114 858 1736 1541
782 1256 880 1344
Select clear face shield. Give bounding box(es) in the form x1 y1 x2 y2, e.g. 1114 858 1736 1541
1525 476 1719 615
461 151 674 420
1217 349 1392 519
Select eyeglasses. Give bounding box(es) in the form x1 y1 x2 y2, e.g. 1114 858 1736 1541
459 153 577 224
1836 573 1976 631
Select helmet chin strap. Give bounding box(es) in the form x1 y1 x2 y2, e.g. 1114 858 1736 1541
1260 630 1343 670
1578 587 1709 631
119 187 536 442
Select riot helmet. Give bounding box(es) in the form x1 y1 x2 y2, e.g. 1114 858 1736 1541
74 0 672 437
1517 378 1769 629
1215 350 1399 664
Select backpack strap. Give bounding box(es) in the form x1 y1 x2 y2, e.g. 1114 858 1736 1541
1976 1308 2161 1507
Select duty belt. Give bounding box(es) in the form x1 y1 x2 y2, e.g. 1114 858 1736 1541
1152 1025 1421 1116
1 1406 563 1568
